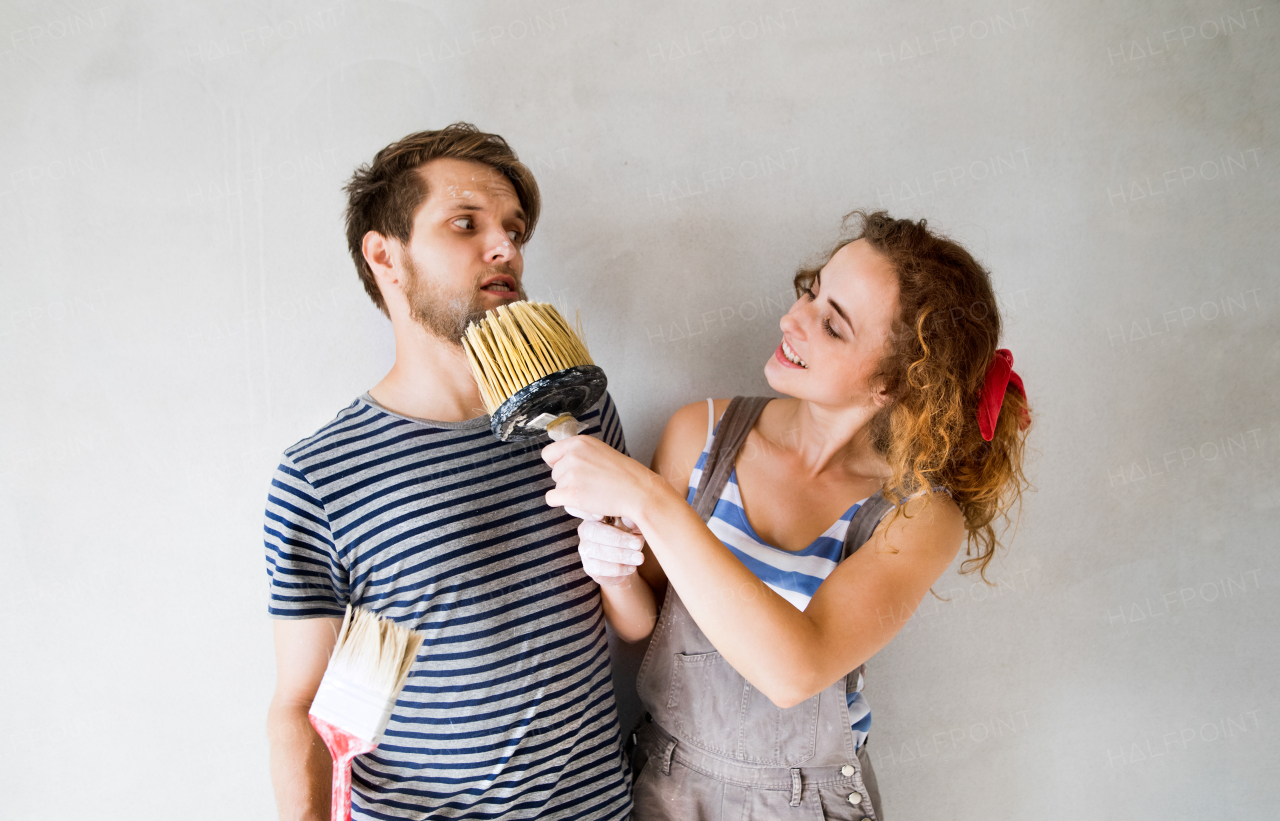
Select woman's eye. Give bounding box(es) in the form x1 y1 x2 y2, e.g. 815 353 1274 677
822 317 840 339
453 217 474 229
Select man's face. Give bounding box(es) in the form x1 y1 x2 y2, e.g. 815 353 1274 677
398 157 528 341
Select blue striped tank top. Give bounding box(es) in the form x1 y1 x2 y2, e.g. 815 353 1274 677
686 398 873 749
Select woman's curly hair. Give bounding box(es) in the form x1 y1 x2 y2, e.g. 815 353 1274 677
793 211 1032 580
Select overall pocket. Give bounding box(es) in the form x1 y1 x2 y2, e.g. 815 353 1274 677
667 650 819 766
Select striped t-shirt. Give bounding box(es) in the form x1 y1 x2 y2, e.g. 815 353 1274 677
264 392 632 820
686 399 874 749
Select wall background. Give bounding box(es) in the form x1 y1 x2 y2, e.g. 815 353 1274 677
2 1 1277 818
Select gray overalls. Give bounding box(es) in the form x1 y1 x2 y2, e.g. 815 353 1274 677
630 397 894 821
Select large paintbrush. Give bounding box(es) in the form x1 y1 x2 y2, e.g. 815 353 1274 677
461 301 607 442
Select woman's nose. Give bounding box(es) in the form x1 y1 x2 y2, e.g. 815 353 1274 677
779 299 805 337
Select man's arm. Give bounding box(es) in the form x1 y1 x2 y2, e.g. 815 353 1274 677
267 617 343 821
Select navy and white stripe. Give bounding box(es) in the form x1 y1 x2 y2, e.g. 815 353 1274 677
686 399 874 749
265 392 632 820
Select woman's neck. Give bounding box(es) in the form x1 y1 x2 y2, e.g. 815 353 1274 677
762 397 891 481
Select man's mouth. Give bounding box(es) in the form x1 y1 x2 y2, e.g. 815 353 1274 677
480 274 519 296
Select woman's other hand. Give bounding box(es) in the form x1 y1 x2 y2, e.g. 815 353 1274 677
569 514 646 588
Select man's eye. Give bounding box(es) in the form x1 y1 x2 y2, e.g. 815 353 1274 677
803 285 816 301
453 217 474 229
507 230 520 242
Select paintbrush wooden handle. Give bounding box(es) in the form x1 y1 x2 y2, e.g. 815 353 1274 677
544 414 580 440
547 416 617 525
309 715 377 821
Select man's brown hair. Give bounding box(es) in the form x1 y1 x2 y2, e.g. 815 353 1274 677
343 123 541 316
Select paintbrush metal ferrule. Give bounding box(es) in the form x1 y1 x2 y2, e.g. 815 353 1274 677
309 670 400 744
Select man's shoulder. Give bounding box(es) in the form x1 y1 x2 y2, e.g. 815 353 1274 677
276 394 512 490
279 395 384 469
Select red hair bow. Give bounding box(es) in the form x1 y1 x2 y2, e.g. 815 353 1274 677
977 349 1026 441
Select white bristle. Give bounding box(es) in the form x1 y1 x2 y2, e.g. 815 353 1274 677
308 606 424 743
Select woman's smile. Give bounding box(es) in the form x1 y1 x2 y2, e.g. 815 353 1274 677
775 338 808 369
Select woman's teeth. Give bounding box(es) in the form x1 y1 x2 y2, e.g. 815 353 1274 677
782 340 807 368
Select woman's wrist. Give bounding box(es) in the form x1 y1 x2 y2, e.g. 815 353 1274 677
630 472 687 537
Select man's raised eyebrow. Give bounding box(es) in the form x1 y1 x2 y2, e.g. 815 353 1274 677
443 200 526 222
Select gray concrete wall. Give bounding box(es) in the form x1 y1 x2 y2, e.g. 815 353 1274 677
1 1 1276 818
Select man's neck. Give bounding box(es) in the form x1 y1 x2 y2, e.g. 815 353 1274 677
368 323 487 423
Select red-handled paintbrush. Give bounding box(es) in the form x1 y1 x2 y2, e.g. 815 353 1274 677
308 605 423 821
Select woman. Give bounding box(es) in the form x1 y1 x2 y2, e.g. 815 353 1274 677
542 211 1031 820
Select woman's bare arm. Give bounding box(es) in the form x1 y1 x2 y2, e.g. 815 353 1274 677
589 400 720 641
630 482 963 707
545 402 964 706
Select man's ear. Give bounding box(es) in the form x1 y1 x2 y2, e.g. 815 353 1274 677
363 231 400 289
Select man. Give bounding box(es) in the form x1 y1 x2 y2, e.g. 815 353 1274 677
264 123 632 820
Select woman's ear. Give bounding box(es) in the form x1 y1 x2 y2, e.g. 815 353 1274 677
871 381 892 409
866 361 894 409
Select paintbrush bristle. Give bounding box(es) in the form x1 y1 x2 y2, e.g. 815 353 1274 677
328 606 422 696
462 302 594 414
308 605 424 743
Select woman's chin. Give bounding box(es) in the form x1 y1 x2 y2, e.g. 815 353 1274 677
763 358 800 396
766 359 846 405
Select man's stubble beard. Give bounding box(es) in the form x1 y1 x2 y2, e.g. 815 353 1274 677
401 254 526 343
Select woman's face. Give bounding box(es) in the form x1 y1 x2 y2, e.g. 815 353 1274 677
764 239 901 410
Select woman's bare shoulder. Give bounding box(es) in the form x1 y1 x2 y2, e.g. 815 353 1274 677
875 489 966 566
650 399 732 489
665 398 734 440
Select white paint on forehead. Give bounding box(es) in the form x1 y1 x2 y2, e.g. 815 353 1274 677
427 160 519 206
443 180 514 200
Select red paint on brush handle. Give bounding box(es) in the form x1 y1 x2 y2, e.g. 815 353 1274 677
309 715 377 821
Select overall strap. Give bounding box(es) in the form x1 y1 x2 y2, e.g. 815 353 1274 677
677 395 894 746
841 492 895 561
837 462 896 711
691 396 897 553
690 396 771 523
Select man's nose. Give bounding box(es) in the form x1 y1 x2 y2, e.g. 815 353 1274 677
484 230 517 264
